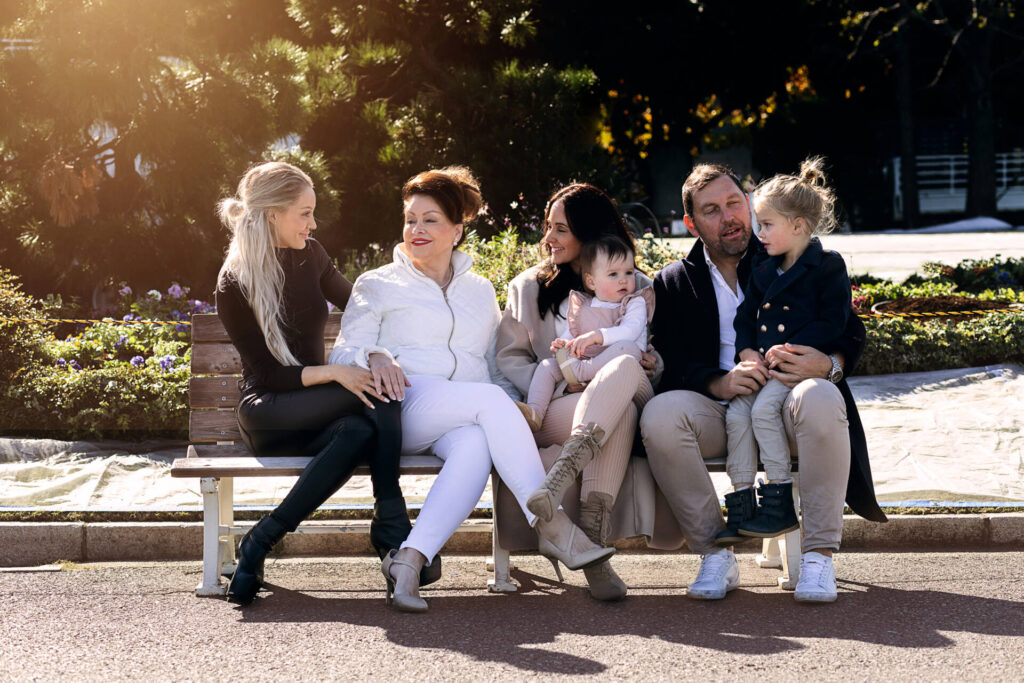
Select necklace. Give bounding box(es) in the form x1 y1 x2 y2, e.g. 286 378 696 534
440 263 454 290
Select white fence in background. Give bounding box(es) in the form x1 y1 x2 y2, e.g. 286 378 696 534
892 153 1024 219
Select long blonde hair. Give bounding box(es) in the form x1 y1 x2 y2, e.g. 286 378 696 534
216 161 314 366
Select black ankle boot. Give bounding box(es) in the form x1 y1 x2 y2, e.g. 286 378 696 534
226 514 288 605
715 487 758 546
369 496 441 587
738 481 800 538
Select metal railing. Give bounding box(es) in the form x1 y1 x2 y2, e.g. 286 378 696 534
892 153 1024 219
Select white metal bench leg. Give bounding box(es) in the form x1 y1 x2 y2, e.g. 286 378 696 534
778 476 801 590
196 477 227 596
487 474 518 593
218 477 236 577
757 536 782 569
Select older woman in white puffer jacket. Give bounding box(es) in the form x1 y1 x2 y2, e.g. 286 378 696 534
329 167 613 612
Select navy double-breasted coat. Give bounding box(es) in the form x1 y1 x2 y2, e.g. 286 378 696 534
734 237 851 358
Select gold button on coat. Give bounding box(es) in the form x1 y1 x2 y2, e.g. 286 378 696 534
763 302 771 310
783 305 790 311
760 324 767 332
778 324 785 332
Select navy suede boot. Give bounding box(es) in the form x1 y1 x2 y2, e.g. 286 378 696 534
714 487 758 546
738 481 800 538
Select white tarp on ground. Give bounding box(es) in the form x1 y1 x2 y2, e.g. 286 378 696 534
1 365 1022 509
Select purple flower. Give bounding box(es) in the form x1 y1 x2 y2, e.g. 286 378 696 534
123 314 136 322
171 310 181 320
158 354 176 372
167 284 185 298
118 285 132 297
130 356 145 367
56 358 66 367
115 335 127 348
175 324 188 333
69 360 82 371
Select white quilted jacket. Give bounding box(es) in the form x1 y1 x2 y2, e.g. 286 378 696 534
329 245 513 390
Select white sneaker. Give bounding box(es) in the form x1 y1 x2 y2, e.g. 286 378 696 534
794 552 838 603
687 548 740 600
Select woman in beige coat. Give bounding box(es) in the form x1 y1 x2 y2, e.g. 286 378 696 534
496 183 658 601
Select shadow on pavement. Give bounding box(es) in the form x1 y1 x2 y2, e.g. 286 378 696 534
237 570 1024 674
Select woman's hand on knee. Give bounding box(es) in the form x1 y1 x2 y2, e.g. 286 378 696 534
369 353 411 401
332 365 388 409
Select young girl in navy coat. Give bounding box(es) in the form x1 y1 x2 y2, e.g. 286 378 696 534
717 157 852 545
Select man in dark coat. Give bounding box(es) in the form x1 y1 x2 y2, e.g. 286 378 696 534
640 164 886 604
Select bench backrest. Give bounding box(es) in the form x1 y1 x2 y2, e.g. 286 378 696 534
189 312 342 443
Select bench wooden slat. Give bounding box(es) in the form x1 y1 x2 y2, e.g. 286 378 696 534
190 410 242 442
191 312 341 343
191 341 335 375
171 453 445 478
190 376 241 409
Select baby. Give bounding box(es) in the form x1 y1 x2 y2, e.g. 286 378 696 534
517 235 654 432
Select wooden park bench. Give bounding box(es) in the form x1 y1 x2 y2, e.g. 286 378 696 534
171 312 801 596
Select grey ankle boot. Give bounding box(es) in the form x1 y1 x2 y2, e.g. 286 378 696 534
579 492 627 601
527 423 605 522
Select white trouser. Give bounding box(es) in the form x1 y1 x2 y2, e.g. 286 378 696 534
398 375 545 560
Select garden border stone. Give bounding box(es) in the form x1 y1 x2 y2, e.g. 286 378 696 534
2 514 1022 567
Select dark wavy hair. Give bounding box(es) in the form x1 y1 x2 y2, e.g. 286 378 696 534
536 183 634 319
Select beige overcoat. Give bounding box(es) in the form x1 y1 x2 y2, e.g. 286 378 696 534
493 265 686 551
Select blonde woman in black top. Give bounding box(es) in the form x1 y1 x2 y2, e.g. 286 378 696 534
215 161 430 604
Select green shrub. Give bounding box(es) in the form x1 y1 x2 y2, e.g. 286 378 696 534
463 229 542 308
919 255 1024 292
4 362 189 439
0 268 54 385
0 275 195 439
858 312 1024 375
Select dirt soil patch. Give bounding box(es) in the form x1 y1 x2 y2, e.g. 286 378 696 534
874 294 1012 320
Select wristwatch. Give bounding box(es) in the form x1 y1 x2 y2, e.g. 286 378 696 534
827 354 843 383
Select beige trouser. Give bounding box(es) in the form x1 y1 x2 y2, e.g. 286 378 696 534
725 378 794 484
534 353 654 503
640 379 850 554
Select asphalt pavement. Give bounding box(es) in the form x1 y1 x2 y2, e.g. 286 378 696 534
3 552 1023 681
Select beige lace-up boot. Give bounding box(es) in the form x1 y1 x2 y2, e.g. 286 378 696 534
526 422 606 522
579 491 627 601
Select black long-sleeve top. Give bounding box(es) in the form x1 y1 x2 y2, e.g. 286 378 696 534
215 238 352 394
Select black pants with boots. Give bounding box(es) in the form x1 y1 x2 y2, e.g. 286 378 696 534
237 383 407 533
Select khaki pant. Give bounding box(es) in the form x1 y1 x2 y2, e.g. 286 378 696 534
534 353 654 504
640 379 850 554
726 378 794 484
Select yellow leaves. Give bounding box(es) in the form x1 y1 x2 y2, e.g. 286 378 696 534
694 93 722 123
37 156 101 228
784 65 815 98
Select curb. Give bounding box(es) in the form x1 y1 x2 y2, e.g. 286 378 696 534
2 513 1023 566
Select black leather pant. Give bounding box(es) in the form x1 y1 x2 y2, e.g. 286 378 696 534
237 383 403 532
